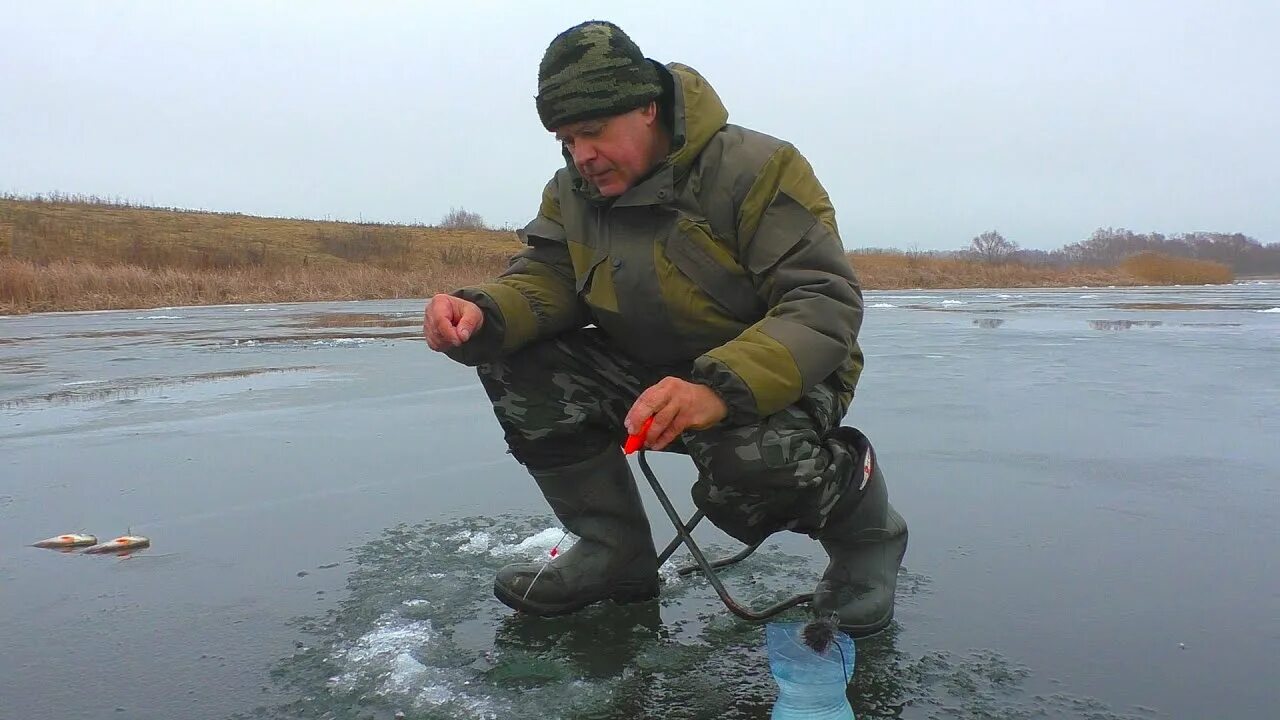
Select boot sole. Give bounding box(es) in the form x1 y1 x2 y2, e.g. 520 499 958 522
838 605 894 639
493 578 660 617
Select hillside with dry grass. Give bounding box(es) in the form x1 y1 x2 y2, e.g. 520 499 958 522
0 197 514 314
0 197 1234 314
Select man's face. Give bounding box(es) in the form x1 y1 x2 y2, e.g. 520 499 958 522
553 103 663 197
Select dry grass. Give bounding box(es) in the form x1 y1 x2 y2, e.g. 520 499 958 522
849 251 1235 289
0 260 503 314
849 252 1124 288
0 197 518 271
0 198 1236 315
0 197 516 314
1119 252 1234 285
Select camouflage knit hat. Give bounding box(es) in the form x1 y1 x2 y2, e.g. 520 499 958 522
536 21 663 131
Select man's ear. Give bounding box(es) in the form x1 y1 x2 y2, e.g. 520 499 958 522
641 100 660 127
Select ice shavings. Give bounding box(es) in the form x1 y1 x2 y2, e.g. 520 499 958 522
330 615 433 677
450 527 578 559
490 527 578 558
326 613 498 718
450 529 492 554
658 556 690 585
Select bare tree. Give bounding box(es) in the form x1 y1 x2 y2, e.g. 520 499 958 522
439 207 487 230
970 230 1019 264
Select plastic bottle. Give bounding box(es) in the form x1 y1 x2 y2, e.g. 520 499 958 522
766 621 855 720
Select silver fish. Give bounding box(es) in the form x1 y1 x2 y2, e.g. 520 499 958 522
84 535 151 554
32 533 98 549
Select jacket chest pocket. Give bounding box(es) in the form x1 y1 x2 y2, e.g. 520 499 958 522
575 251 622 316
664 217 763 324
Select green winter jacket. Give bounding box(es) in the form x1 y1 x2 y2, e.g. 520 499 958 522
448 63 864 425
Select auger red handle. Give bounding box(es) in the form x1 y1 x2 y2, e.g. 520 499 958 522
623 416 655 455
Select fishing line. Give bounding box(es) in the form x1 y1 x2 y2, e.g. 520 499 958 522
522 530 569 601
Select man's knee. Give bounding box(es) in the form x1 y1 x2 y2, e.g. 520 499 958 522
687 426 843 544
695 426 826 492
690 473 801 546
475 336 615 470
688 446 802 545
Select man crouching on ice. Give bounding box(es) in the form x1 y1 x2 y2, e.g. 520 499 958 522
423 20 907 638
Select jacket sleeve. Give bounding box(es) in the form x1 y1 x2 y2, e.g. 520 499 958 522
444 177 589 366
691 144 864 423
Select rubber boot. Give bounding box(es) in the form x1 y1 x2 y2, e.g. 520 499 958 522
811 427 908 638
494 446 660 616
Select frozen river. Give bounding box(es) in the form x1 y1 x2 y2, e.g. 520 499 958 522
2 283 1278 719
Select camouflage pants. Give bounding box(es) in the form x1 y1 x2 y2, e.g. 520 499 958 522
476 328 862 545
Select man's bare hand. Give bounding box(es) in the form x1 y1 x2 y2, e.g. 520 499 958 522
423 294 484 351
625 377 728 451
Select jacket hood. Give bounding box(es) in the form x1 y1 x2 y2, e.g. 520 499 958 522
662 62 729 172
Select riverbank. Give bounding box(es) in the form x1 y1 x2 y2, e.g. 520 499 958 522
0 198 1232 314
0 257 1154 315
2 255 1159 315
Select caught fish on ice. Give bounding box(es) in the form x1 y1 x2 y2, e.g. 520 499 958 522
84 535 151 554
31 533 98 549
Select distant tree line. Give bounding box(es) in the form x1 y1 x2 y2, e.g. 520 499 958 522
961 227 1280 275
1057 229 1279 274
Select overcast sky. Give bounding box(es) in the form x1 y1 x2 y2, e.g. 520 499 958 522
2 1 1276 250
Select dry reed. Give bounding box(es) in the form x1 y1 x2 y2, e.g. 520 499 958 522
0 259 503 314
849 252 1133 289
1118 252 1234 285
0 198 1236 315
